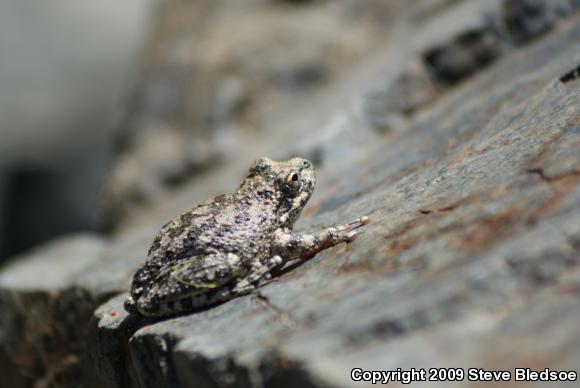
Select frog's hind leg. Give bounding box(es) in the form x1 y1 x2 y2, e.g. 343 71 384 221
132 252 243 317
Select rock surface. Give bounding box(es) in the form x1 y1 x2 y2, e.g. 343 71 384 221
1 1 579 387
0 235 108 387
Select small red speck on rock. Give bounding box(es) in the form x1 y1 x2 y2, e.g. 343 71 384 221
110 311 118 317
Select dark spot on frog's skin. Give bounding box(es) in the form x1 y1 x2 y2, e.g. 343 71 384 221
213 194 229 203
288 239 299 250
168 226 186 239
167 246 205 263
195 219 214 234
149 236 162 254
179 212 199 228
178 214 189 226
238 196 252 207
217 225 233 237
277 197 295 217
257 190 274 200
234 212 251 224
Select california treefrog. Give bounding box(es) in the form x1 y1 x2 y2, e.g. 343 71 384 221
125 157 368 317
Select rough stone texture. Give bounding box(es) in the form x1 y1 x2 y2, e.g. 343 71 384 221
88 13 579 388
0 235 108 388
1 1 579 387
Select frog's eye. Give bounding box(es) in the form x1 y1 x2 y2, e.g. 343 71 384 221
285 171 302 191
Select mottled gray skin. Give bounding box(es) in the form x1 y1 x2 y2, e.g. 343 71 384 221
125 157 368 317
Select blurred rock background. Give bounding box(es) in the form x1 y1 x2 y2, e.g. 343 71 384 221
96 0 407 232
0 0 578 387
0 0 157 260
3 0 576 258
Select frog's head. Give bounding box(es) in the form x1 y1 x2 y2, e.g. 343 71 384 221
248 156 316 226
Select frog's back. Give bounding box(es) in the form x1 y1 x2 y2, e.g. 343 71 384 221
146 194 231 261
128 190 279 306
149 192 279 260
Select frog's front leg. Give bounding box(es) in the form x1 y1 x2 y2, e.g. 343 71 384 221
272 216 369 261
230 255 284 295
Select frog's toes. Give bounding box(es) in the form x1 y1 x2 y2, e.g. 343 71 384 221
331 216 369 243
336 216 370 233
337 229 361 242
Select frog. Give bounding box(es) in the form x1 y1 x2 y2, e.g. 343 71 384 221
124 157 368 317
